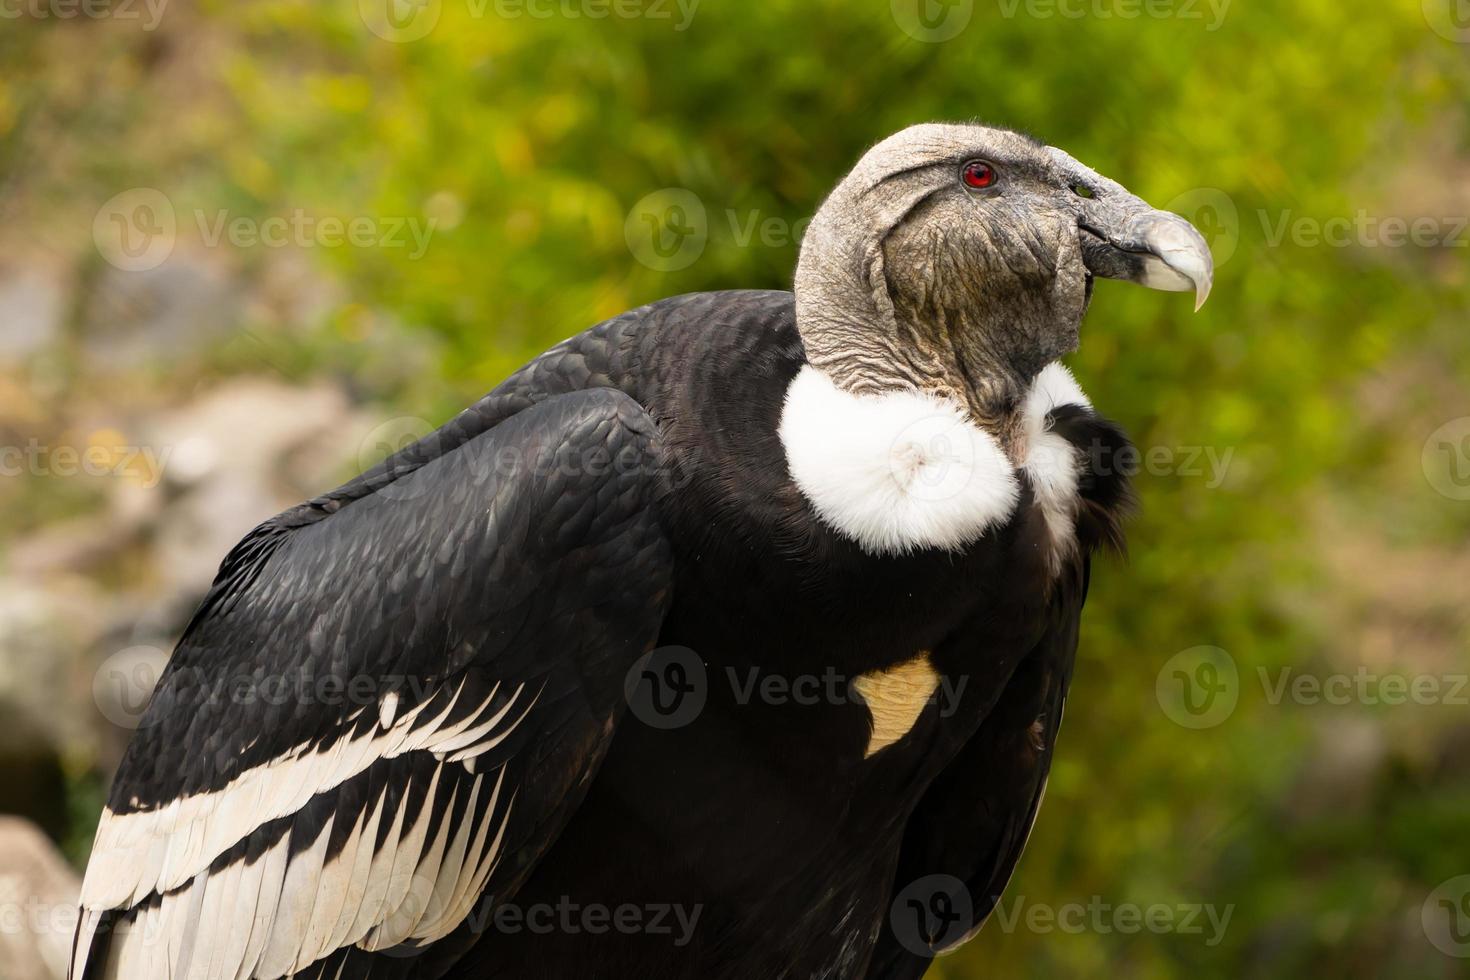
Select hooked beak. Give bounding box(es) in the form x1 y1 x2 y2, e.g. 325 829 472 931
1049 147 1214 311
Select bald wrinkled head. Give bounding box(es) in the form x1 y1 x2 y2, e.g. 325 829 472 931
795 122 1211 432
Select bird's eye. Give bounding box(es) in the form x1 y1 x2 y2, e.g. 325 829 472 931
961 160 997 190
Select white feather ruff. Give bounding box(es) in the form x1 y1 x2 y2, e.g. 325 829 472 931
778 366 1019 555
779 362 1094 559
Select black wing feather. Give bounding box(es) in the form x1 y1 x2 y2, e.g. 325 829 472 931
72 387 673 980
864 405 1131 980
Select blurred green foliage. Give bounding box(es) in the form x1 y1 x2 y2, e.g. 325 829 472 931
3 1 1469 977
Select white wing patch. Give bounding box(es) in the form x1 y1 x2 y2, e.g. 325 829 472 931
852 652 941 757
75 680 532 980
1020 362 1090 571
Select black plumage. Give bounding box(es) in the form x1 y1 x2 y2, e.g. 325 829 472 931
72 122 1211 980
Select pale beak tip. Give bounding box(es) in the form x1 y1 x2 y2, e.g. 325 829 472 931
1193 277 1212 312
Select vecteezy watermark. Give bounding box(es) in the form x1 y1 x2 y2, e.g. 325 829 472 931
886 411 990 506
358 0 698 41
358 0 442 41
1422 0 1470 44
194 210 436 259
0 895 165 947
1156 646 1240 729
886 876 1234 954
489 0 698 29
994 0 1230 31
625 646 709 729
623 647 969 729
470 896 703 945
356 415 696 505
625 189 710 272
93 189 437 271
357 415 441 503
990 895 1234 946
1257 666 1468 707
1258 210 1470 250
1164 187 1240 270
92 656 500 731
1081 440 1236 489
0 436 172 488
890 874 975 954
1157 646 1470 729
94 188 177 272
1161 188 1469 271
1422 417 1470 501
879 420 1238 508
891 0 974 42
624 192 831 272
0 0 167 29
727 665 968 716
92 645 170 729
1424 875 1470 958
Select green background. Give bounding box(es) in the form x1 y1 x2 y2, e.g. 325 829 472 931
2 1 1469 977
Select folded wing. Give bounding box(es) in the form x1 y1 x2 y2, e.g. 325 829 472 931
72 388 674 980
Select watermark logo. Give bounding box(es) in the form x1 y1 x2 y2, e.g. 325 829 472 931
890 874 974 955
624 646 708 729
891 0 974 42
492 0 699 29
623 652 968 730
1164 187 1240 269
994 0 1230 31
1156 645 1239 729
94 190 436 269
991 895 1234 945
0 0 168 29
93 188 176 272
888 413 983 504
193 209 436 258
1423 875 1470 957
1258 210 1469 250
625 189 707 272
358 416 439 502
1423 0 1470 43
93 645 169 729
359 0 442 41
0 435 172 488
1081 440 1236 489
1422 417 1470 501
1160 190 1469 264
1258 666 1467 707
360 0 698 38
466 894 703 944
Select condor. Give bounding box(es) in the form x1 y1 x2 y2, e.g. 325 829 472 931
72 122 1211 980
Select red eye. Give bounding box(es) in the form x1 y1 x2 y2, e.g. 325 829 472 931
961 160 996 189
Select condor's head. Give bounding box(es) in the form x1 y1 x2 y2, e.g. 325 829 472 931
794 122 1212 443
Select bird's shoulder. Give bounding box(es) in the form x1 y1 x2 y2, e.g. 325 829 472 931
194 290 794 612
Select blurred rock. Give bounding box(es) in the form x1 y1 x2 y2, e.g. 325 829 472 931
0 817 79 980
0 713 67 846
0 266 67 362
1430 722 1470 782
135 377 367 596
0 378 371 790
6 515 146 580
1292 715 1389 820
82 254 238 369
0 581 114 767
247 249 347 331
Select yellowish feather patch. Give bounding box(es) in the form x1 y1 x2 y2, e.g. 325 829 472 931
853 652 941 757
